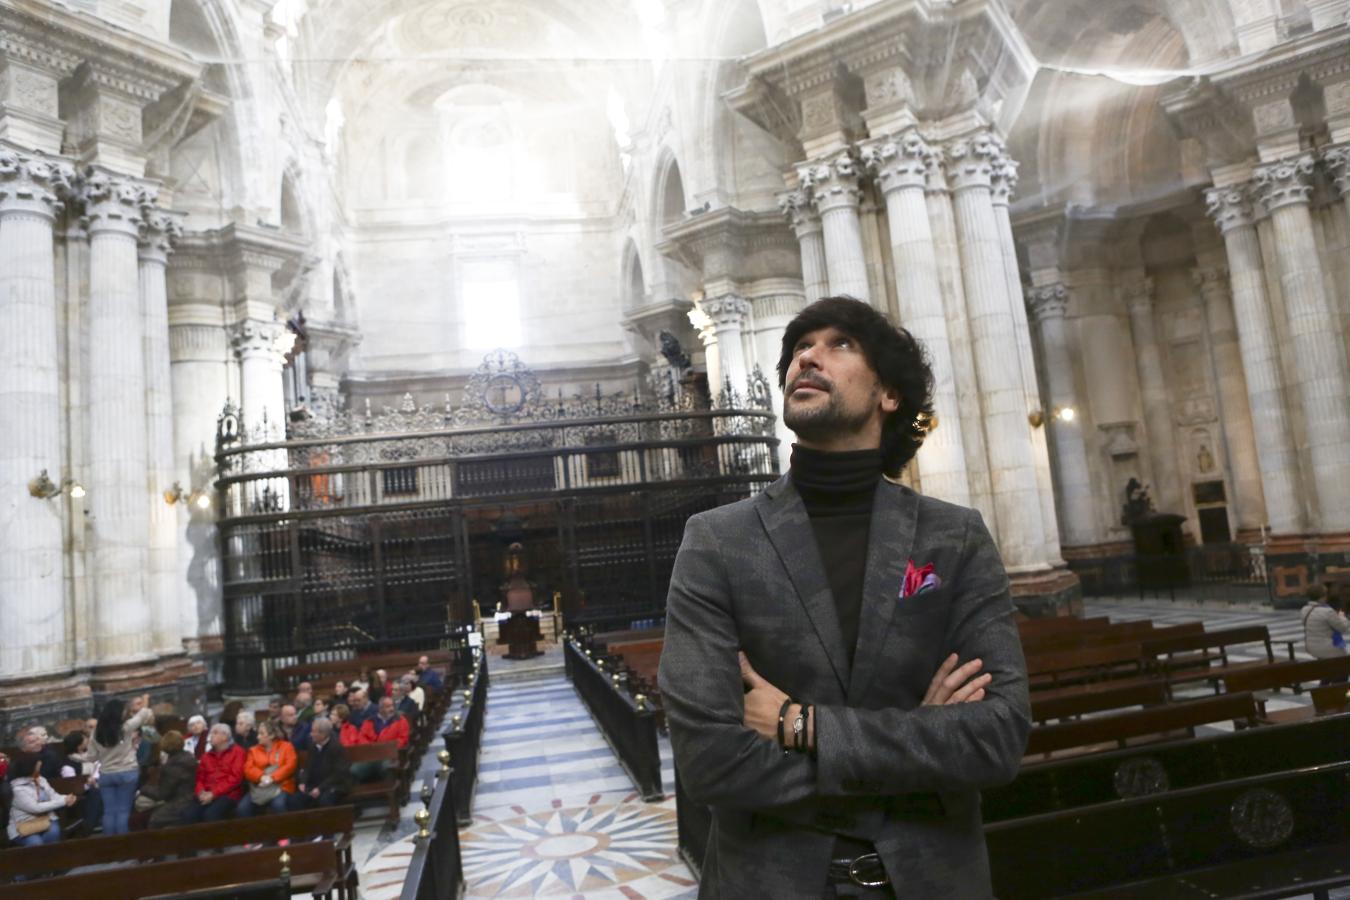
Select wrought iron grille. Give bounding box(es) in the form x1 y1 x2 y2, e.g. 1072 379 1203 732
215 351 779 691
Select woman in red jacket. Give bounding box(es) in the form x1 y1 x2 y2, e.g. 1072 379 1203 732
330 704 367 748
187 723 246 822
237 720 297 817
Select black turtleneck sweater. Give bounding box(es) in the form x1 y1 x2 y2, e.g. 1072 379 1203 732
790 445 882 665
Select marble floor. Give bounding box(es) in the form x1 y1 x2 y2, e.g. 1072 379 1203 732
356 596 1339 898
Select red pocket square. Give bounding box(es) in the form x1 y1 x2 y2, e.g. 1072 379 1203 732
902 560 937 599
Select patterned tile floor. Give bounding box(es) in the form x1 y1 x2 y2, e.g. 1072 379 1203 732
358 596 1340 898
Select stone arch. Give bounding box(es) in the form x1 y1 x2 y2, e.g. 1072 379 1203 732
621 238 648 311
655 150 688 227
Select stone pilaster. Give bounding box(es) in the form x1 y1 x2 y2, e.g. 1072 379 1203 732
1193 265 1267 534
60 63 149 175
1027 284 1096 548
1204 184 1305 535
924 146 996 540
1252 155 1350 530
778 189 829 304
990 140 1061 564
0 60 64 154
861 130 970 505
0 146 73 678
139 199 184 658
1123 278 1185 519
85 167 157 668
945 130 1048 570
745 286 806 472
798 151 870 301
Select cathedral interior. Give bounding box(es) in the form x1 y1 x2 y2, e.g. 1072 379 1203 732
2 0 1350 896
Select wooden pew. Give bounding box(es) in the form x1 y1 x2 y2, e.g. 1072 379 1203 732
1017 616 1110 638
1026 642 1148 691
986 760 1350 899
342 741 403 823
1023 692 1260 760
1030 681 1169 725
1312 681 1350 715
985 711 1350 823
1140 624 1274 687
1222 655 1350 722
1020 621 1201 658
0 806 356 890
0 840 342 899
273 651 456 695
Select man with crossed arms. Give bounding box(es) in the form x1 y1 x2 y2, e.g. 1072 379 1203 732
660 297 1031 898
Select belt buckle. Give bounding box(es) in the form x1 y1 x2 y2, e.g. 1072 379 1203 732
847 852 889 888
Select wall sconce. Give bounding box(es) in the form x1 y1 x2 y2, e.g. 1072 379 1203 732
1028 410 1044 428
1029 406 1077 428
28 470 85 500
163 482 212 510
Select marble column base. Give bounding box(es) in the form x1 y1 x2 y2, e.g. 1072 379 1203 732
1008 567 1083 619
86 658 207 715
0 674 92 741
1060 540 1140 596
0 662 205 742
1265 532 1350 607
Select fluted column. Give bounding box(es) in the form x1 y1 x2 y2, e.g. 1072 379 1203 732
0 146 71 677
85 169 155 666
798 151 870 301
1193 266 1267 533
1027 285 1096 547
1327 145 1350 230
139 202 183 657
924 147 997 540
231 317 293 510
946 131 1048 570
702 295 751 401
1253 156 1350 530
1204 185 1304 534
747 288 806 472
861 131 969 505
991 143 1061 563
1123 278 1185 518
778 189 829 304
689 307 721 399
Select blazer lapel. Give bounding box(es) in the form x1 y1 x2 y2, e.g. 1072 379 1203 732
847 479 918 705
755 477 851 695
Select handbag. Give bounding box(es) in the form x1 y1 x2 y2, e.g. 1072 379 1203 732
249 763 281 806
16 813 52 838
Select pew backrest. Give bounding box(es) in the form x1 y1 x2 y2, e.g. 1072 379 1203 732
1024 692 1260 758
1222 655 1350 696
1140 625 1274 671
1311 682 1350 716
1030 680 1169 724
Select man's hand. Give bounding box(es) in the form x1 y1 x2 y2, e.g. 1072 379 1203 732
923 654 991 706
739 652 789 742
198 790 213 804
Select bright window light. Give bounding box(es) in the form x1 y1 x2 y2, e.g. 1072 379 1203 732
462 260 522 349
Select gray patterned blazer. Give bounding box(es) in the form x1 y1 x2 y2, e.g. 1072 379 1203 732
659 475 1031 899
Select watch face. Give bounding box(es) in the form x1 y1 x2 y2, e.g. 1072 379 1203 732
793 718 804 734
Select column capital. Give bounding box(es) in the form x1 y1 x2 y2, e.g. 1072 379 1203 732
1026 283 1068 321
1122 278 1156 313
138 206 182 265
701 295 751 330
990 147 1019 208
230 317 293 365
777 188 822 236
1192 265 1230 296
0 145 73 220
942 130 1001 192
797 151 863 214
859 130 931 194
1204 183 1258 234
923 145 950 194
83 168 146 238
1324 144 1350 198
1253 154 1316 212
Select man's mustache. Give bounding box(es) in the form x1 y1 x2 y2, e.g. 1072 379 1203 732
788 373 832 394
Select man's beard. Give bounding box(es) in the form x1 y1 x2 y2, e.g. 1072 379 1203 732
783 382 875 442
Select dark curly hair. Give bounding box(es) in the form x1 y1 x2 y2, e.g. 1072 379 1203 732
776 296 935 477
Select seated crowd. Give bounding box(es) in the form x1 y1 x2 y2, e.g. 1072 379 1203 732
0 654 447 846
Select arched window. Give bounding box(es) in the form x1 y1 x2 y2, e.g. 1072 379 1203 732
660 160 686 226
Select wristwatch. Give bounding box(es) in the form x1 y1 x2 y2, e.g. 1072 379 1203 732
792 709 806 751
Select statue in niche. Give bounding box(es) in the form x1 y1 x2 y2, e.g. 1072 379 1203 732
1196 443 1215 474
658 330 693 377
1120 477 1156 526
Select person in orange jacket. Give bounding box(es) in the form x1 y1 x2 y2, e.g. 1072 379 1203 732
359 696 409 749
237 720 297 816
330 704 367 748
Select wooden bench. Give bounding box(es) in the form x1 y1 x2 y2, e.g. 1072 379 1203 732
985 710 1350 823
1030 681 1169 725
1021 622 1201 658
1026 642 1147 691
342 741 403 823
1312 681 1350 715
0 840 343 899
986 760 1350 899
1222 656 1350 723
1023 692 1260 760
1140 624 1275 687
0 806 356 890
273 651 456 694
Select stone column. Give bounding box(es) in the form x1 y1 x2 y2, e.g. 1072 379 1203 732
778 189 829 304
689 307 721 400
1327 145 1350 230
1123 278 1185 518
139 202 183 658
1027 285 1096 547
0 147 71 677
85 169 156 667
924 147 997 540
702 295 751 402
945 131 1048 570
861 131 969 505
1204 185 1304 534
231 317 293 510
1253 156 1350 530
1193 265 1267 533
991 143 1062 562
746 287 806 473
798 151 870 301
